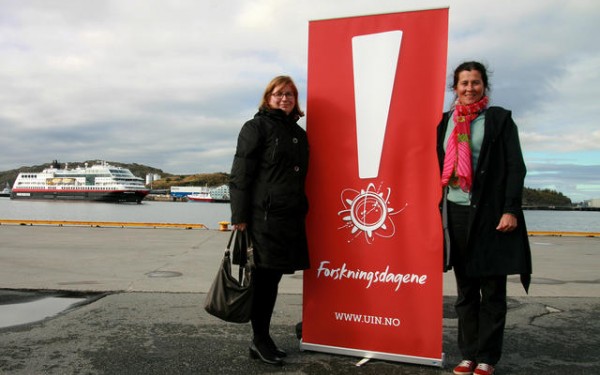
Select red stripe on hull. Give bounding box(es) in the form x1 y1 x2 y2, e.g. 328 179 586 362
11 190 149 203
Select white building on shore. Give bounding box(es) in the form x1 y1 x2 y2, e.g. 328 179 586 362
145 173 162 185
586 198 600 208
170 185 230 200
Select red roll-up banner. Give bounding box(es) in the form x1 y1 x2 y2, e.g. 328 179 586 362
302 8 449 366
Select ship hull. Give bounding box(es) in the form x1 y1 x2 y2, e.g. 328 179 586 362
11 190 149 203
186 195 229 203
187 196 213 202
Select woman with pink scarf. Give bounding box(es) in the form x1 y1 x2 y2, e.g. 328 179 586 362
436 61 532 375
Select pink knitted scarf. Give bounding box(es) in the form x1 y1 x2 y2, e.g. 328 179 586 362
441 96 489 192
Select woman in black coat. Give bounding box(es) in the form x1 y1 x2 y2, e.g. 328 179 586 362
437 62 532 375
230 75 309 366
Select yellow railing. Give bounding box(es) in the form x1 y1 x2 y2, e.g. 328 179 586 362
528 231 599 237
0 220 597 236
0 219 206 230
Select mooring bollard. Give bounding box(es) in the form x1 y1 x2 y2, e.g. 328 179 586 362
218 221 230 231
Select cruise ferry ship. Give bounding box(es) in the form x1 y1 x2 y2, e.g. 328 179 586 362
11 161 150 203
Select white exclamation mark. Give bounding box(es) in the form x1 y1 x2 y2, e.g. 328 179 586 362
352 31 403 179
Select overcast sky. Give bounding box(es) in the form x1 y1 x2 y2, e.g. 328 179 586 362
1 0 598 202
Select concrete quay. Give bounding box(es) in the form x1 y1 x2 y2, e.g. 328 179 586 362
0 224 598 374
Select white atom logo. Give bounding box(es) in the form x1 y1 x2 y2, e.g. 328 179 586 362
338 182 407 244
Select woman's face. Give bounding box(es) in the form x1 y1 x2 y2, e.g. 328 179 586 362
454 69 485 105
268 84 295 115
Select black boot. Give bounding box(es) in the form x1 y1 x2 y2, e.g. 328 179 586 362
249 338 283 366
266 336 287 358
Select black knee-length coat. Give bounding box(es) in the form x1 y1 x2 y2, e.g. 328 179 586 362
229 108 310 272
436 106 532 291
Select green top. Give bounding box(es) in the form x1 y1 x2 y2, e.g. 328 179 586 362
443 111 486 205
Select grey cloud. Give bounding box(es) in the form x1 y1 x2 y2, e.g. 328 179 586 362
525 163 600 202
0 0 598 200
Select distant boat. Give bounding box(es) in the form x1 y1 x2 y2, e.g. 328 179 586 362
10 160 149 203
0 182 11 197
187 191 229 203
187 191 214 202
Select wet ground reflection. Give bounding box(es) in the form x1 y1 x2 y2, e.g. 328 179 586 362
0 290 103 329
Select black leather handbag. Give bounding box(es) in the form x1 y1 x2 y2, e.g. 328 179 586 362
204 230 254 323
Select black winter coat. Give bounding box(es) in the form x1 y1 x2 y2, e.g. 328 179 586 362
230 109 310 272
437 106 532 290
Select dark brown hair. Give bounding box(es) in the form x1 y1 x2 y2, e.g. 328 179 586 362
451 61 491 93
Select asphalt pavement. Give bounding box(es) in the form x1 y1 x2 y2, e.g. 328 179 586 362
0 225 598 374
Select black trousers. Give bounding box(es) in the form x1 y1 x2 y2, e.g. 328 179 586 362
250 267 283 341
448 202 507 365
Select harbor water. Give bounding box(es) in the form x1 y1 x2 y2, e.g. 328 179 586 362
0 197 599 232
0 199 231 230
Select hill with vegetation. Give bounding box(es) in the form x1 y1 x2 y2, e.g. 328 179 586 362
522 187 572 208
149 172 229 189
0 161 574 207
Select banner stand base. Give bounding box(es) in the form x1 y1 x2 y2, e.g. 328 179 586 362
300 341 445 368
355 358 370 367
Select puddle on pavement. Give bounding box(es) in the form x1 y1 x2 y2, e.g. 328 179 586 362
0 291 97 329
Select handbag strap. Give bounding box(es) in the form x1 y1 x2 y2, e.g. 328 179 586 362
226 229 237 252
243 231 254 269
239 231 254 283
225 229 253 283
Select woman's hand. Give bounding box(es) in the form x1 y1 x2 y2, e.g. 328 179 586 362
233 223 247 231
496 213 517 232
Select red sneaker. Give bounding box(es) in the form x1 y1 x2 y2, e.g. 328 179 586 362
474 363 495 375
453 360 476 375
